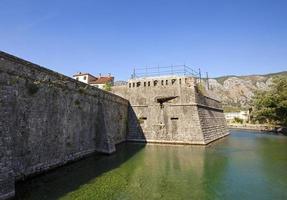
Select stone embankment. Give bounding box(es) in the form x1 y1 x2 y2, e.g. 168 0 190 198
228 123 287 135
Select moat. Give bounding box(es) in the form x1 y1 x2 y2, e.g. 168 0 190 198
16 130 287 200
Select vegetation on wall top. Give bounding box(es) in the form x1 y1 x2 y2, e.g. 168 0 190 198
103 83 112 91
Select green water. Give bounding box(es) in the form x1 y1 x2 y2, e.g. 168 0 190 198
16 130 287 200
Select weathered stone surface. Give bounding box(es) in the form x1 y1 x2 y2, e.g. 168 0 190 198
112 76 229 145
0 50 229 199
0 51 129 199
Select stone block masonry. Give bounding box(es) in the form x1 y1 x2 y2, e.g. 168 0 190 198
0 51 229 199
0 51 129 199
112 76 229 145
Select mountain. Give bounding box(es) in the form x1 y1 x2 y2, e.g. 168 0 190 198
204 71 287 111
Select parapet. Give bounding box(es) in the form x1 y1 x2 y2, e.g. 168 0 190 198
127 76 196 88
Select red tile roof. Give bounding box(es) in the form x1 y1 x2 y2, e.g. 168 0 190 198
89 76 114 84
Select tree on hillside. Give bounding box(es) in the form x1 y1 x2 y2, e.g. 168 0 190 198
251 76 287 125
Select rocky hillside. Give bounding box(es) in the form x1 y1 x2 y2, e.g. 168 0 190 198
204 71 287 110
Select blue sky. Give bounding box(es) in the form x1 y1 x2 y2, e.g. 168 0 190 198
0 0 286 80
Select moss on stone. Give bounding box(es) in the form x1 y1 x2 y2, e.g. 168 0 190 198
27 82 39 95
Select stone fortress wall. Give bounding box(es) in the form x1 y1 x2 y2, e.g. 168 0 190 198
112 76 229 144
0 51 129 200
0 51 229 200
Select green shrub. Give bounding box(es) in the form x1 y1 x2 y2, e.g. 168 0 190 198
252 75 287 125
197 83 206 95
233 117 243 124
103 82 112 91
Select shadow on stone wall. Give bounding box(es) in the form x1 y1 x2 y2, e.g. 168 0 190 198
127 104 147 141
0 50 149 199
94 101 116 154
14 105 147 200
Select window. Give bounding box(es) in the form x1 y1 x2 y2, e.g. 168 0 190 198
171 79 176 85
161 80 164 85
166 80 168 85
133 83 135 87
148 81 150 86
76 77 79 80
179 79 181 84
137 82 141 87
129 83 131 88
144 82 146 87
84 76 87 80
171 117 179 120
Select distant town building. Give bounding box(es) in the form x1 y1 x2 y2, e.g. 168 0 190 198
73 72 114 89
224 111 250 123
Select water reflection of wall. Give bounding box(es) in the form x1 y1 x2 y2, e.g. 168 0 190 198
15 131 287 199
123 144 229 199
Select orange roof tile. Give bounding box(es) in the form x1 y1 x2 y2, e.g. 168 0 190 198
89 76 113 84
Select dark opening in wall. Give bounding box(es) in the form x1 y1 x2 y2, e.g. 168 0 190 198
133 83 135 87
171 79 176 85
166 80 168 85
161 80 164 85
129 83 131 88
136 82 141 87
171 117 179 120
138 117 147 124
154 80 158 86
148 81 150 86
179 79 181 84
144 82 146 87
84 76 87 80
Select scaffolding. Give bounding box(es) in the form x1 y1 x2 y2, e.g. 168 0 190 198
131 65 201 79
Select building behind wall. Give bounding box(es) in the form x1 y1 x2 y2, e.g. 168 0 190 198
73 72 114 89
225 111 250 123
112 75 229 144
